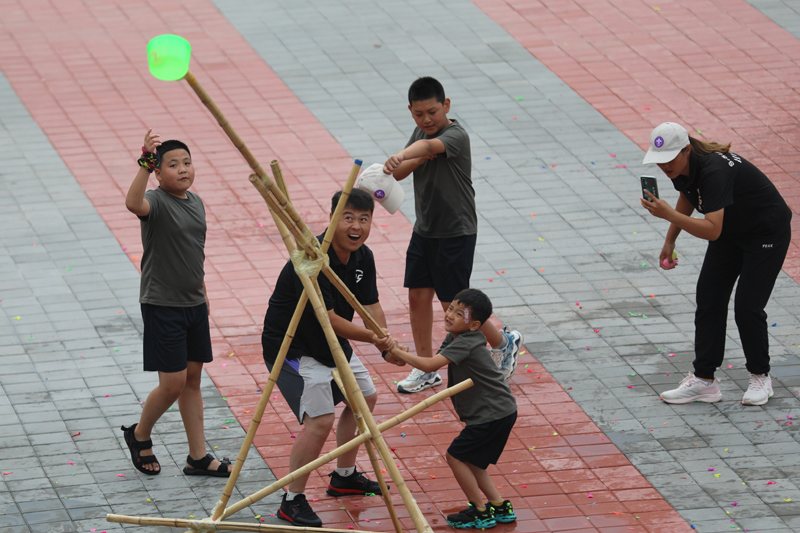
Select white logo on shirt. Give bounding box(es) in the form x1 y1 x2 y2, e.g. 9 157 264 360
355 269 363 283
763 244 773 249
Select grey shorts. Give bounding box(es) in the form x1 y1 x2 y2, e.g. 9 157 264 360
266 354 377 424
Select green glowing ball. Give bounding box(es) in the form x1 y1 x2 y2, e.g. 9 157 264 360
147 34 191 81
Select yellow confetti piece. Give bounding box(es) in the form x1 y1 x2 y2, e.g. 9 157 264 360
190 515 195 518
714 474 721 477
14 316 21 320
538 237 545 241
553 432 558 436
654 6 660 10
785 498 792 502
147 498 151 502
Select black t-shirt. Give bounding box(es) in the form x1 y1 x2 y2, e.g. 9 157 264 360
262 233 380 368
671 151 791 243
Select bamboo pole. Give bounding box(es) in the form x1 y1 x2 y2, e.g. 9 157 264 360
292 274 433 533
331 370 402 533
184 71 319 258
212 161 361 521
220 379 472 519
270 160 291 203
107 514 371 533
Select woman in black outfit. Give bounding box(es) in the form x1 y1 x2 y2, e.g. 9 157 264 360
640 122 792 406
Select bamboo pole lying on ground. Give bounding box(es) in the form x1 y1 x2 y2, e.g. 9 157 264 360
107 514 371 533
331 369 403 533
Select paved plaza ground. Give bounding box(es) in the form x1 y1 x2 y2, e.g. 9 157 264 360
2 0 800 531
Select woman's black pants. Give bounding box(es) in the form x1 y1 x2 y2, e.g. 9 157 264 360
693 232 790 379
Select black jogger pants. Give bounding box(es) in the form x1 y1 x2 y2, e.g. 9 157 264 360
693 232 790 379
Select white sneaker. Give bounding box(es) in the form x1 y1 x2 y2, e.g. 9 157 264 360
499 328 523 381
397 368 442 393
742 373 773 406
660 373 722 404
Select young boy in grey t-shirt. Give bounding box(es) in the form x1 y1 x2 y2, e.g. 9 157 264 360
383 77 523 395
389 288 517 529
120 129 231 478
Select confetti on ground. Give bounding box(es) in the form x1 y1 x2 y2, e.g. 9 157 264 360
116 474 125 477
71 432 81 437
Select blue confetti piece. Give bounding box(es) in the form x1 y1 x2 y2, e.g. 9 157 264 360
401 433 406 437
772 323 777 327
591 162 595 165
485 156 491 160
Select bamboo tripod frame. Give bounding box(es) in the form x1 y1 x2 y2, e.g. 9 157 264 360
106 69 474 532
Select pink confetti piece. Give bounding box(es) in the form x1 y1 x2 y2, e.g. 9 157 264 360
615 164 627 168
258 222 263 227
593 329 600 333
731 502 738 506
587 494 593 498
67 462 74 465
708 468 715 471
521 485 527 488
104 395 110 397
610 154 616 157
117 474 125 477
2 472 11 475
290 435 296 438
221 363 227 367
122 247 127 251
727 365 733 369
767 481 776 485
668 353 675 357
627 385 635 388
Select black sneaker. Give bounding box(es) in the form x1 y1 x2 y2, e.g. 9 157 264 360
277 493 322 528
488 500 516 523
326 469 384 496
446 502 496 529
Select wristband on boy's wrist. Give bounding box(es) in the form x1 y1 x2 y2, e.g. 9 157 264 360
381 350 389 360
138 147 158 173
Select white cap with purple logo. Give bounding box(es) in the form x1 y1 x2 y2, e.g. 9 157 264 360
642 122 690 165
355 163 406 214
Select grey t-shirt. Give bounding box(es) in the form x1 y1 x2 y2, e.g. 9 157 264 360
441 330 517 425
406 120 477 238
139 187 207 307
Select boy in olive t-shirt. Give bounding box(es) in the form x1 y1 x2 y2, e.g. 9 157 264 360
120 130 231 478
383 77 523 395
389 288 517 529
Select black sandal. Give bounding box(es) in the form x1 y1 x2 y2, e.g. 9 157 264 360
184 453 232 477
121 423 161 475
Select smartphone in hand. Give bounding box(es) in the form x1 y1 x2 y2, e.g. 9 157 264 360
641 176 659 201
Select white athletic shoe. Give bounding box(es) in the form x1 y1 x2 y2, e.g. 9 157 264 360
499 328 523 381
397 368 442 394
660 373 722 404
742 373 773 406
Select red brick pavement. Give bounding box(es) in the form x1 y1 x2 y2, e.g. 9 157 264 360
474 0 800 280
0 0 689 531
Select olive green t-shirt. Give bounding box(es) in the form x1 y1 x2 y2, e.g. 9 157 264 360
441 330 517 425
139 187 207 307
406 120 477 238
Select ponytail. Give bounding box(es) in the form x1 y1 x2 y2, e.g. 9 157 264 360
688 136 731 156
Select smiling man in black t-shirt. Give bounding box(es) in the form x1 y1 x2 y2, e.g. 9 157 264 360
261 189 400 527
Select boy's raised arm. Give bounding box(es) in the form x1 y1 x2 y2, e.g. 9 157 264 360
384 138 446 179
125 129 161 217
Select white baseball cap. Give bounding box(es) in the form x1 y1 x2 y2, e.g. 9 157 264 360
355 163 405 214
643 122 690 165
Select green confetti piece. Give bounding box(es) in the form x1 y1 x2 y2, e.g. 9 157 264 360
225 420 234 424
515 97 523 101
641 263 647 267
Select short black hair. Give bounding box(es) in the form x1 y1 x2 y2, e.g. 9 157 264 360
452 288 492 325
156 140 191 168
408 77 446 105
331 188 374 215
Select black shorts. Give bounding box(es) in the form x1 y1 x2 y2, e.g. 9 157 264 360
447 410 517 469
404 232 477 303
141 303 213 373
